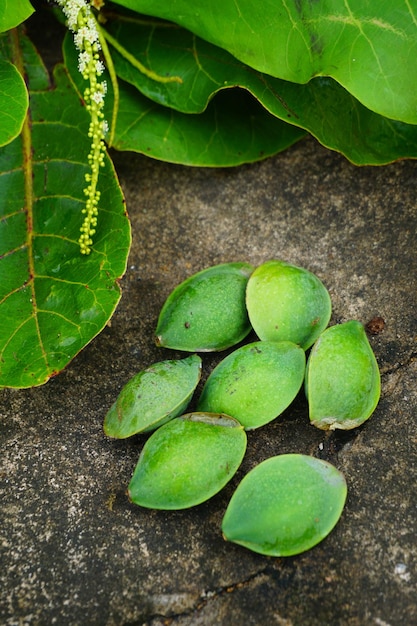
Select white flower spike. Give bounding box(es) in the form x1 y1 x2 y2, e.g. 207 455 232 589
56 0 108 254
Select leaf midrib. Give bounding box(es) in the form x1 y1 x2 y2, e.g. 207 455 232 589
11 28 49 373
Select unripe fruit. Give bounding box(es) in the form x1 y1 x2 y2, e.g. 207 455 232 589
155 262 254 351
128 413 247 509
222 454 347 556
197 340 305 429
104 354 202 438
306 320 380 430
246 260 331 350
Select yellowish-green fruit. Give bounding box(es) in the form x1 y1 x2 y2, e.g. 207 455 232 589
306 320 380 430
104 354 202 438
128 413 247 509
222 454 347 556
246 260 331 350
155 262 254 351
197 340 305 429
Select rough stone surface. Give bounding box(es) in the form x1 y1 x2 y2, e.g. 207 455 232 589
1 75 417 625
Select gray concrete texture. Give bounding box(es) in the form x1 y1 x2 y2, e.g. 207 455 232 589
1 136 417 625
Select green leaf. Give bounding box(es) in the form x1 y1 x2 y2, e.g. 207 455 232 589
116 0 417 125
0 0 34 32
0 32 131 388
0 58 28 146
275 77 417 166
114 83 305 166
63 31 305 167
14 28 51 91
98 15 417 165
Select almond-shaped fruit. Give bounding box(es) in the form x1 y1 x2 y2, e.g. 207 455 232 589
197 341 305 429
103 354 202 438
128 413 247 509
155 262 254 351
222 454 347 556
306 320 380 430
246 260 331 350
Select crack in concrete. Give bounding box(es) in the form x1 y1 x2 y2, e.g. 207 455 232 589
380 350 417 379
133 567 273 625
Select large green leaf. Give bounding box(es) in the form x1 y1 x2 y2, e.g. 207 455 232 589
63 32 305 167
0 32 131 388
112 82 305 166
114 0 417 125
0 58 28 147
0 0 34 32
100 16 417 165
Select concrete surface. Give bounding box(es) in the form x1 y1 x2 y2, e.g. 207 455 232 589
1 133 417 625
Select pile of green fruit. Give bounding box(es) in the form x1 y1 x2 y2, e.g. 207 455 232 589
104 260 380 557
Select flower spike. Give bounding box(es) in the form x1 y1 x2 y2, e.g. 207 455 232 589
56 0 108 254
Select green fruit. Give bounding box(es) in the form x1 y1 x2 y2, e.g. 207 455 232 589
103 354 202 438
246 260 331 350
197 341 305 429
128 413 247 509
155 262 254 351
306 320 380 430
222 454 347 556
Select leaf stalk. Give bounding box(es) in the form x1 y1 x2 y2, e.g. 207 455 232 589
100 26 182 85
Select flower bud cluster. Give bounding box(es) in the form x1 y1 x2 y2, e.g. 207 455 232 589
57 0 108 254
